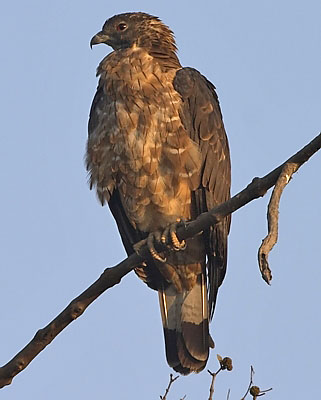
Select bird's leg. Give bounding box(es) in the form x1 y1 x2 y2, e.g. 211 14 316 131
133 231 167 263
133 219 186 263
147 231 167 262
161 218 187 251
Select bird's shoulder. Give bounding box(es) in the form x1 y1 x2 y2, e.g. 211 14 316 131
174 68 228 148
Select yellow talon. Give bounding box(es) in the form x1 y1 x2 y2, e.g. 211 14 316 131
133 220 186 263
150 248 167 263
147 232 167 263
161 226 170 245
170 221 186 251
170 229 186 250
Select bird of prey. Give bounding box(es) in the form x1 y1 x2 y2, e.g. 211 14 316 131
87 12 231 375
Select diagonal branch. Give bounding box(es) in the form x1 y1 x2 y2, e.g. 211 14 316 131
241 365 255 400
0 133 320 389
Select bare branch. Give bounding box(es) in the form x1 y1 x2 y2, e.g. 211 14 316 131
241 366 272 399
0 133 320 389
208 355 233 399
257 387 273 396
258 162 298 284
208 368 221 400
160 374 179 400
241 365 255 400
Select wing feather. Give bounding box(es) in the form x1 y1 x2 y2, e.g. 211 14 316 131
173 67 231 319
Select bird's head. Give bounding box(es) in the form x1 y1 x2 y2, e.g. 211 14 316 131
90 12 176 53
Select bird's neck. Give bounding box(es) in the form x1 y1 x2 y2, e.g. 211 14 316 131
97 46 181 84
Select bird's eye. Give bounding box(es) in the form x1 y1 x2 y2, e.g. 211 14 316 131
116 23 127 32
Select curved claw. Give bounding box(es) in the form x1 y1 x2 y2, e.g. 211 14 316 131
133 233 166 262
147 232 167 263
160 220 187 251
170 223 186 251
134 220 186 263
161 226 170 245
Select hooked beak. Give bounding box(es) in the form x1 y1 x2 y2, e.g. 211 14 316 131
90 31 110 48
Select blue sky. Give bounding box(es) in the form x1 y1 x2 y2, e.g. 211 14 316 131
1 1 320 399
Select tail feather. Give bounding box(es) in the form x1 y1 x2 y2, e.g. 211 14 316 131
177 334 207 373
159 273 212 374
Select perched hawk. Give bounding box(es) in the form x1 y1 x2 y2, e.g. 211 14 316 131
87 12 231 374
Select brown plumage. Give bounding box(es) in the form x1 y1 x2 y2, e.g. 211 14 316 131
87 12 231 374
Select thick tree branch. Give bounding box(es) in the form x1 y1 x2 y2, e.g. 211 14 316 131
0 133 320 389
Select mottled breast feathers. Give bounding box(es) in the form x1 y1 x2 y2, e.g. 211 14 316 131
87 48 207 233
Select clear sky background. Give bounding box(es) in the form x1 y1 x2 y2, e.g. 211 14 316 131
1 1 320 399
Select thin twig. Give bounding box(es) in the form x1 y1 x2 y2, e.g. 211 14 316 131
208 368 222 400
227 388 231 400
258 162 298 284
242 367 272 399
257 387 273 397
160 374 179 400
0 133 320 389
241 365 255 400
